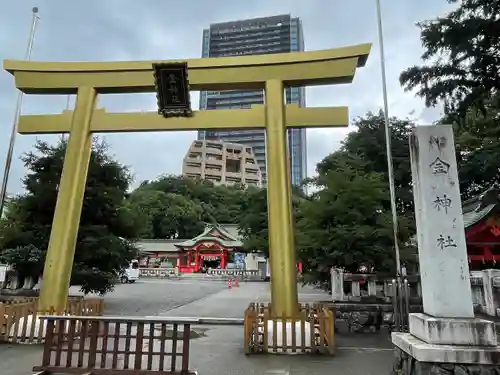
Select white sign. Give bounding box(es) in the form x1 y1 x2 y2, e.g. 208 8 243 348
202 256 220 261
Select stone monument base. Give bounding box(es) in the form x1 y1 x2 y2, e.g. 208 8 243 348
392 313 500 374
393 344 500 375
408 313 497 346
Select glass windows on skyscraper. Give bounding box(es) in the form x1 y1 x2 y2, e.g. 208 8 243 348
198 15 307 186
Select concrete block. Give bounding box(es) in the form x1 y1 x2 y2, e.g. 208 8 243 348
392 332 500 365
409 313 497 346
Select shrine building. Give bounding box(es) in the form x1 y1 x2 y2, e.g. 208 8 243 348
136 223 268 274
174 224 244 273
463 187 500 269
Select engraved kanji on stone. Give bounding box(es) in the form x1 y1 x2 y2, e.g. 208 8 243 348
429 135 447 151
433 194 452 214
430 157 450 175
437 234 457 250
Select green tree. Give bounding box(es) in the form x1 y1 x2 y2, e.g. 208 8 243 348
0 139 139 295
237 188 269 255
400 0 500 198
297 163 415 286
130 175 250 235
237 186 304 257
400 0 500 118
318 111 415 215
126 189 204 239
455 99 500 198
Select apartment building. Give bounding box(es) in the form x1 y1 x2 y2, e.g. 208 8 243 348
182 140 263 187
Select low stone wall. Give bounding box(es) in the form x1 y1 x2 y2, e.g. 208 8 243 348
138 267 179 278
331 269 422 302
470 269 500 317
206 269 262 280
320 301 423 333
393 347 499 375
331 268 500 319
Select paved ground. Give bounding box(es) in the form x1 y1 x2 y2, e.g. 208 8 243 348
2 279 393 375
101 278 228 316
156 280 393 375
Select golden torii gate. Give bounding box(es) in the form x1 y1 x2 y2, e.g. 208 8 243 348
3 43 370 320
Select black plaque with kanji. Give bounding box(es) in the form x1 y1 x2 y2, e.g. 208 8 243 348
153 62 192 118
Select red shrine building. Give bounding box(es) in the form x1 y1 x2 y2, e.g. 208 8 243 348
136 224 256 273
136 223 303 275
174 225 244 273
463 188 500 269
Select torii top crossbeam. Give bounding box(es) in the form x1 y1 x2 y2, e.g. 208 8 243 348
4 43 370 94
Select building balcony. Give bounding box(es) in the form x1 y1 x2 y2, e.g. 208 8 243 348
183 165 203 174
225 171 244 178
205 169 223 176
203 148 223 156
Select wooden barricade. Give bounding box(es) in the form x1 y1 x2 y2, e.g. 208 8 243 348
33 316 197 375
0 298 103 344
244 302 335 355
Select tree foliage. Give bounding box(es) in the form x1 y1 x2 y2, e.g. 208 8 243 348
0 139 140 295
233 111 419 286
400 0 500 198
237 186 304 258
237 188 269 256
126 176 251 239
125 189 204 239
297 153 415 286
318 111 415 216
400 0 500 117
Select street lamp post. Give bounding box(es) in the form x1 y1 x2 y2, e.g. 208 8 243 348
0 7 41 218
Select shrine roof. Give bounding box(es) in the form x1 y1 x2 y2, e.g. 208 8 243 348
462 187 500 229
174 223 243 248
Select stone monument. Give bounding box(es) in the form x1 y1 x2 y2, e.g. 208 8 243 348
392 124 500 374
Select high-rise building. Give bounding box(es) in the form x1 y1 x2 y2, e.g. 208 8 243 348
198 14 307 186
182 140 263 188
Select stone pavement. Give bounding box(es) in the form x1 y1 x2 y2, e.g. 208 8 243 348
0 342 42 375
156 282 393 375
157 281 337 318
1 280 393 375
80 278 229 316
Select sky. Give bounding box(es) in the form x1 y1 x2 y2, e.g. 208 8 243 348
0 0 457 194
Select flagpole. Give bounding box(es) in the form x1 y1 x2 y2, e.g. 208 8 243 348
0 7 40 218
375 0 402 276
